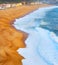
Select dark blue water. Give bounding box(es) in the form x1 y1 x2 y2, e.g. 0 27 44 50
39 8 58 36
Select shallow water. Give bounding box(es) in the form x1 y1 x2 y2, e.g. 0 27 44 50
13 6 58 65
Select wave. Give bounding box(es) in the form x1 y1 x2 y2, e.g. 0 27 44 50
13 6 58 65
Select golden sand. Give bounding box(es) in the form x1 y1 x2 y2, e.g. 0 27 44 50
0 4 51 65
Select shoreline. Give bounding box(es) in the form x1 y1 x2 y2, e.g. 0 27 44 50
0 4 52 65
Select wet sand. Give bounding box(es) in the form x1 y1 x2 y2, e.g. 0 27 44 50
0 4 51 65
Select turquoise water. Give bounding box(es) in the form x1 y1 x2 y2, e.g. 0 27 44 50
13 6 58 65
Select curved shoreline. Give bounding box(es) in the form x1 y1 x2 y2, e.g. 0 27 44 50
0 4 52 65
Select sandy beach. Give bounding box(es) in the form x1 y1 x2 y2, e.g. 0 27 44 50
0 4 51 65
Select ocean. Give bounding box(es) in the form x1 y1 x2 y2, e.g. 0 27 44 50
13 6 58 65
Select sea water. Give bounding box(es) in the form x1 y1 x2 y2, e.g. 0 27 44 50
13 6 58 65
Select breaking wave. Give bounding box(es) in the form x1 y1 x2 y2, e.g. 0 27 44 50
13 6 58 65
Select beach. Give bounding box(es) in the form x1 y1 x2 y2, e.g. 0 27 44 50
0 4 51 65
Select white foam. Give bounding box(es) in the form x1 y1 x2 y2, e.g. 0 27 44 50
14 6 58 65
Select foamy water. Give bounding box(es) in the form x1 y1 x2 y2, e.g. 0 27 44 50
13 6 58 65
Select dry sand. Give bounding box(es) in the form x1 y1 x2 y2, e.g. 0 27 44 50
0 4 51 65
